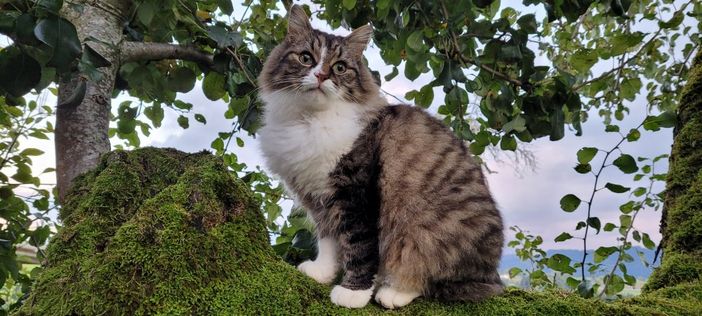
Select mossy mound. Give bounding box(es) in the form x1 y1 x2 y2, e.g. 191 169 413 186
18 148 702 315
18 148 334 315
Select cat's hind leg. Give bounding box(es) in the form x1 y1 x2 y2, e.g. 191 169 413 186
374 285 422 309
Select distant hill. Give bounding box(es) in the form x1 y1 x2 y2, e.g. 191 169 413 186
500 247 658 279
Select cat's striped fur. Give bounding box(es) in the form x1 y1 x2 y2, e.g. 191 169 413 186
257 5 504 309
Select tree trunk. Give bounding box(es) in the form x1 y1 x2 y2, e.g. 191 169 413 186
55 0 132 202
645 49 702 291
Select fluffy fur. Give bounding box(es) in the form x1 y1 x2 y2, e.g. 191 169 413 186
258 5 504 309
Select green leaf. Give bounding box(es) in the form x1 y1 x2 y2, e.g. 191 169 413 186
137 1 157 25
167 68 197 93
633 187 646 197
34 17 82 72
659 11 684 29
570 49 598 74
217 0 234 15
508 267 522 279
554 232 573 242
211 137 224 151
469 142 486 155
566 277 580 289
574 164 592 174
517 14 537 33
177 115 189 129
20 148 44 156
144 103 164 128
620 77 642 101
207 25 243 48
550 106 565 141
594 246 618 263
547 254 576 274
642 233 655 250
613 154 638 174
604 223 617 232
577 147 598 164
605 275 625 295
503 116 526 134
605 182 630 193
605 125 620 133
610 32 644 56
626 129 640 142
37 0 64 14
560 194 581 212
500 135 517 151
407 31 424 52
0 46 41 97
203 72 226 101
620 201 635 214
415 85 434 108
587 217 601 233
342 0 357 10
577 280 594 298
620 214 632 228
384 67 398 81
194 114 206 124
654 111 677 128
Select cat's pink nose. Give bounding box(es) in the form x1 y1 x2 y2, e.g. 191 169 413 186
315 71 329 84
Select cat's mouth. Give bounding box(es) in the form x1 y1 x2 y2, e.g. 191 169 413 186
305 86 327 96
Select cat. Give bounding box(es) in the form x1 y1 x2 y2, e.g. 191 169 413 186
257 5 504 309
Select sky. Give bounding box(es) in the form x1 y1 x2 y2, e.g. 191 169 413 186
8 0 695 252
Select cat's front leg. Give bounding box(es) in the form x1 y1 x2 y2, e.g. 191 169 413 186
297 237 339 284
329 211 379 309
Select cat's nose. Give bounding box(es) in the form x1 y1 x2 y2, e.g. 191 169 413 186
315 71 329 84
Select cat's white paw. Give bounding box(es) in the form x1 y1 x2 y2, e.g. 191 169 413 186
297 260 337 284
374 286 421 309
330 285 373 309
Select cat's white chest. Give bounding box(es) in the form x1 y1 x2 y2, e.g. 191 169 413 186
259 101 364 198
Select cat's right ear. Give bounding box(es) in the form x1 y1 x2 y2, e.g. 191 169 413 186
286 5 312 43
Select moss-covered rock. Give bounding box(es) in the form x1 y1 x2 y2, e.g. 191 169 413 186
17 148 702 315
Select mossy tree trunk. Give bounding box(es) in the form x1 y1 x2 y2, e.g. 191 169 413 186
645 50 702 291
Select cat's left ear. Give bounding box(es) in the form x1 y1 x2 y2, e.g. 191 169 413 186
346 24 373 56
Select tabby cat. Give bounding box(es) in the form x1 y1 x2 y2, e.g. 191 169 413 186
257 5 504 309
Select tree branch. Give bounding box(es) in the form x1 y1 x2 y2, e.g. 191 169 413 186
120 41 214 65
438 0 524 88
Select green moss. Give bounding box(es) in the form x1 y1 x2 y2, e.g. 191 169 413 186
646 50 702 293
17 148 702 315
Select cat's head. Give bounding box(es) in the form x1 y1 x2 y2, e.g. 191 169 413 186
258 5 381 110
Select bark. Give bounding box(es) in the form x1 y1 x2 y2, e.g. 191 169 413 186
54 1 217 202
120 42 214 65
55 0 132 202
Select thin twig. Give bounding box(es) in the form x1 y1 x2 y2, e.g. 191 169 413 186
225 47 257 86
573 28 663 91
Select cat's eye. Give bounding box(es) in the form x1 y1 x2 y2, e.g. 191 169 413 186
332 62 347 74
298 52 314 66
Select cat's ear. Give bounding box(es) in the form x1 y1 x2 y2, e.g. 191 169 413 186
286 5 312 42
345 24 373 56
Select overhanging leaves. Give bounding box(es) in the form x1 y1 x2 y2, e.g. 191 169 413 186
0 46 41 97
34 17 82 73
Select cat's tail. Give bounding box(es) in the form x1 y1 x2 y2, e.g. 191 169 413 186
427 275 504 302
